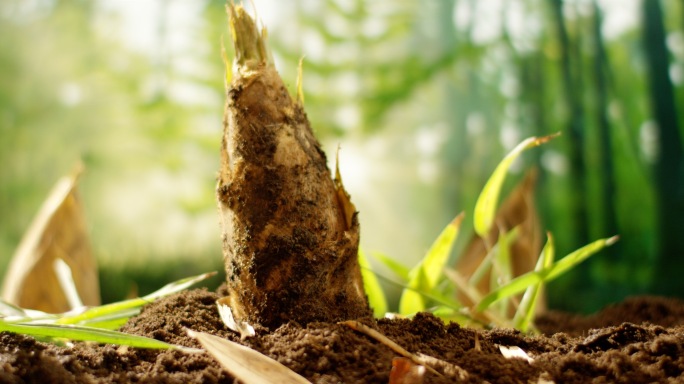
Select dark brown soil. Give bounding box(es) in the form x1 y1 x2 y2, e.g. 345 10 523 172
2 290 684 383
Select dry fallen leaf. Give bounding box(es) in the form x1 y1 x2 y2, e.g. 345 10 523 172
455 168 543 316
216 297 255 339
187 329 310 384
1 166 100 313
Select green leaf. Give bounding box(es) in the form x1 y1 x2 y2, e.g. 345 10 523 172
72 309 140 330
490 227 518 316
421 213 464 289
370 252 410 282
476 235 618 312
358 249 388 318
513 232 555 332
399 213 464 314
398 267 429 314
0 321 197 351
430 306 478 325
473 133 559 237
56 272 215 327
492 226 519 288
467 247 496 287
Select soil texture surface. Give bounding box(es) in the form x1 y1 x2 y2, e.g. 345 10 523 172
2 289 684 383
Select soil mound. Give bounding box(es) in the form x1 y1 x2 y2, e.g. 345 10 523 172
2 290 684 383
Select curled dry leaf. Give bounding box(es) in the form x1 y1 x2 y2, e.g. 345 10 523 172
1 166 100 313
216 297 255 339
187 329 310 384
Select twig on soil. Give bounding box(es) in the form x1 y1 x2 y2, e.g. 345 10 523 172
339 320 469 380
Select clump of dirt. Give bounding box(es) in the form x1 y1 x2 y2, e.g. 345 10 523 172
2 289 684 383
536 295 684 335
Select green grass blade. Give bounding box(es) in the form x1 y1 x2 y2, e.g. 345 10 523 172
431 306 481 325
422 213 464 288
0 320 198 351
513 232 555 332
370 269 462 315
398 213 464 315
57 271 216 326
73 309 140 330
370 252 410 282
492 226 518 288
467 247 496 287
359 249 388 318
476 235 618 312
399 267 429 314
490 227 518 316
473 133 559 237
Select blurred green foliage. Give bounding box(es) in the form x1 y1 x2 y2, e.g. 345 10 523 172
2 0 684 313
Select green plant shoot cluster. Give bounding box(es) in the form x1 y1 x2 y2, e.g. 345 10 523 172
0 272 213 351
361 134 618 332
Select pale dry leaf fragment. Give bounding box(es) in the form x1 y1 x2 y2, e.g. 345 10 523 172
216 298 255 339
1 165 100 313
384 313 407 320
186 329 310 384
498 345 534 363
53 258 84 310
536 372 556 384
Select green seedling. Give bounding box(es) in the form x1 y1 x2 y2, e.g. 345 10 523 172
398 213 464 315
476 235 618 312
512 232 555 332
474 133 560 237
363 133 618 332
0 322 199 352
0 271 214 350
359 248 388 317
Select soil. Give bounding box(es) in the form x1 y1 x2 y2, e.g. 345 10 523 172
2 289 684 383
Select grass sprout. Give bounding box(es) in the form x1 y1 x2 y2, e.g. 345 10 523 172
473 133 560 237
513 232 555 332
362 133 618 332
359 248 388 317
0 271 215 350
399 213 464 315
0 322 200 352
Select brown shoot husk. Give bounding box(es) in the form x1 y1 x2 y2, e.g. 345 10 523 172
217 5 370 328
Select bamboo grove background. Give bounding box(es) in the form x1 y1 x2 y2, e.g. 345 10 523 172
1 0 683 313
